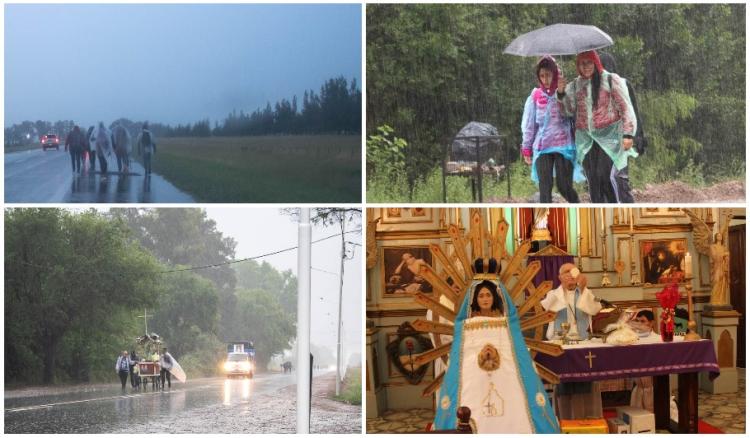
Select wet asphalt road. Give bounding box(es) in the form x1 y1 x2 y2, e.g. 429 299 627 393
5 372 339 434
5 149 194 203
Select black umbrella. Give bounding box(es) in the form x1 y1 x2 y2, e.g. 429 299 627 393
503 23 613 56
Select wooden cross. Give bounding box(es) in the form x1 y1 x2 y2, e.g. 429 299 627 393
585 351 596 369
137 309 153 334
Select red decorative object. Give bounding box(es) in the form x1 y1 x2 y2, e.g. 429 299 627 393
660 309 675 342
656 283 680 342
656 283 680 308
405 339 415 352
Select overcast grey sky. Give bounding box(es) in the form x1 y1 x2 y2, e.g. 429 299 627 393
204 207 362 364
5 3 361 128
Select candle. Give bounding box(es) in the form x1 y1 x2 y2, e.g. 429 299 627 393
684 252 692 278
600 208 605 233
630 209 634 232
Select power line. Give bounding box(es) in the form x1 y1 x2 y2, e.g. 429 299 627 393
311 267 339 276
159 230 360 274
11 230 360 277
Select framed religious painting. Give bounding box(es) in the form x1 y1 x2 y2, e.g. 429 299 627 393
385 322 433 383
380 245 434 296
640 208 685 218
381 207 433 224
639 238 689 286
376 208 445 234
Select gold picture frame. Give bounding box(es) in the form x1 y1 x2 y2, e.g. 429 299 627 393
381 208 433 224
639 238 689 286
640 208 685 218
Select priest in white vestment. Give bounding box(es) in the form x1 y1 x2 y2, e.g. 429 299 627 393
541 263 602 340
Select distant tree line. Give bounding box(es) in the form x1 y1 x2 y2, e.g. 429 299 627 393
4 76 360 147
218 77 361 136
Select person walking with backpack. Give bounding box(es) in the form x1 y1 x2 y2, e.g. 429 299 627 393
557 50 638 203
64 125 85 174
137 122 156 175
599 52 647 157
521 56 583 203
115 350 131 390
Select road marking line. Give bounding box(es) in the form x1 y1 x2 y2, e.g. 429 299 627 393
4 376 281 413
4 386 212 413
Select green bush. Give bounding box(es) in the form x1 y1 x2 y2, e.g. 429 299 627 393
332 367 362 405
174 331 226 378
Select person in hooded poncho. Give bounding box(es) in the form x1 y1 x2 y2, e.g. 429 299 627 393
111 124 132 173
94 122 113 178
432 268 559 433
521 56 583 203
85 126 96 172
557 50 638 203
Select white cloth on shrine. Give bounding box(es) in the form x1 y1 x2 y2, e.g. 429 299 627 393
457 316 533 433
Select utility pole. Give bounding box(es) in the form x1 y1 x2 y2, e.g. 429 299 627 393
336 211 345 396
296 209 312 433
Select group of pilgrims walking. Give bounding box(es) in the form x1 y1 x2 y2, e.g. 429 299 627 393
64 122 157 180
521 49 644 203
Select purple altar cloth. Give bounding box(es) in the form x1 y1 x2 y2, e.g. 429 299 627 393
535 339 720 382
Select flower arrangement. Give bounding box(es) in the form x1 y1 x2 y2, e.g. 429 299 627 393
656 283 680 342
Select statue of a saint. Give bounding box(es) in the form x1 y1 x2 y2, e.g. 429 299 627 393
709 232 730 305
683 209 733 307
531 208 553 247
432 278 559 433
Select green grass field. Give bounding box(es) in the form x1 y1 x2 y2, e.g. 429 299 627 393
144 135 361 202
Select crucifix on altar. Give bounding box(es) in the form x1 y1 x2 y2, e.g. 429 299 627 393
585 351 596 369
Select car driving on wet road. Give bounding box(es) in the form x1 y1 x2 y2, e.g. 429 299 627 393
41 133 59 151
223 352 254 378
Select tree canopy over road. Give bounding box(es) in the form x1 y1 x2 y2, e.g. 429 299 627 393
5 208 298 384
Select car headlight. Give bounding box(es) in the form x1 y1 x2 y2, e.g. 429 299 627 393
240 362 251 371
223 362 232 371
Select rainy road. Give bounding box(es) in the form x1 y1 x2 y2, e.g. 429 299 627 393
4 149 194 203
5 371 359 434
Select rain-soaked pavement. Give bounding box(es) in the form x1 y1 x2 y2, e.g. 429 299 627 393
4 371 361 434
4 149 194 203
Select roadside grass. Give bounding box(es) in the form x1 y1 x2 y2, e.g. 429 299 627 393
331 366 361 405
135 135 360 202
367 159 745 202
368 163 540 202
5 143 51 153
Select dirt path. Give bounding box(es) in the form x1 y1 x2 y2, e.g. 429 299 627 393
488 180 745 203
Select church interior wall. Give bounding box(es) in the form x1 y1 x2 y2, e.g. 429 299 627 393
366 207 745 415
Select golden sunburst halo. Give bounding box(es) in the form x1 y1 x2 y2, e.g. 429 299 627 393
409 209 565 398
